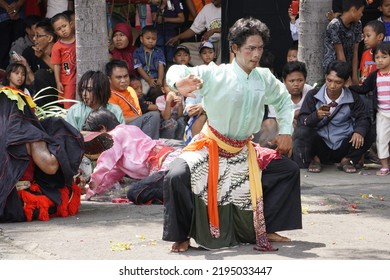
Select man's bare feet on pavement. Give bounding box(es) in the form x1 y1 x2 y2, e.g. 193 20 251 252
267 232 291 242
171 240 190 252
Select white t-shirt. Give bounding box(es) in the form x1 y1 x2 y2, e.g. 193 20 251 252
190 3 221 42
46 0 69 18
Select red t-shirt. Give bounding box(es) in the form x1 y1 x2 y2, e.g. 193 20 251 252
50 40 77 85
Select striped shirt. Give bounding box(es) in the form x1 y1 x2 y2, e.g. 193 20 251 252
376 71 390 112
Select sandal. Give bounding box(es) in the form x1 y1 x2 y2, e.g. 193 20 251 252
308 161 322 173
376 168 390 176
337 160 357 173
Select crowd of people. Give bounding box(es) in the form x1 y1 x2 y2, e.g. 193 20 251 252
1 0 390 253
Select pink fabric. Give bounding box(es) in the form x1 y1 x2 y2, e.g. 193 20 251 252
87 124 166 198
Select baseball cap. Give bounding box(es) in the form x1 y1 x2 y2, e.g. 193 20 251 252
173 45 190 56
199 41 215 53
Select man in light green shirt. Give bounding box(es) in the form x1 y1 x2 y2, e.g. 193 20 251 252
163 17 302 253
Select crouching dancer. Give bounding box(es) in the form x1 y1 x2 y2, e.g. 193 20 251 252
162 17 302 252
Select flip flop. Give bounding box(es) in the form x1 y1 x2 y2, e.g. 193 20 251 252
308 161 321 173
337 162 357 173
376 168 389 176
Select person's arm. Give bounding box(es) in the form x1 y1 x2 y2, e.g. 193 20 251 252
351 43 360 85
137 67 157 87
157 63 165 86
185 0 197 19
26 141 59 175
334 43 346 62
166 28 197 46
53 64 64 94
161 92 174 120
201 27 221 41
68 0 74 10
164 12 185 24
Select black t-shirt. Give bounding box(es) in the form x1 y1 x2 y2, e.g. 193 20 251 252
22 46 50 73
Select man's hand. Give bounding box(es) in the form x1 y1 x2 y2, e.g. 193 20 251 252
269 134 293 157
350 132 364 149
174 74 202 98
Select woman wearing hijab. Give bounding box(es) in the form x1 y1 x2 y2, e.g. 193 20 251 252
110 23 137 76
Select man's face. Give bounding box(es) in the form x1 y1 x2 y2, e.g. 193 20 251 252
109 67 130 91
232 35 264 74
325 71 345 96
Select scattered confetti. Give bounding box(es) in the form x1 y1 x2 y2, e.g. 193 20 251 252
136 234 145 240
149 240 158 246
350 204 357 209
110 241 132 251
302 207 309 214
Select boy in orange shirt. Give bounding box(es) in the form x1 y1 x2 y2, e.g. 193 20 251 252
50 12 76 109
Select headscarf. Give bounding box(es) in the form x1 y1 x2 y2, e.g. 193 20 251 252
111 23 136 75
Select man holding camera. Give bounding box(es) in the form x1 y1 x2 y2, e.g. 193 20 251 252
292 60 373 173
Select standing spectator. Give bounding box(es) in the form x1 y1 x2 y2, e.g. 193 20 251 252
156 80 185 140
106 59 161 139
50 12 76 109
110 23 137 76
133 25 166 102
359 20 385 84
377 0 390 42
293 60 372 173
0 0 26 70
151 0 185 64
166 0 221 66
45 0 74 19
350 42 390 175
323 0 365 85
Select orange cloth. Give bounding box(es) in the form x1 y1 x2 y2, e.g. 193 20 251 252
188 0 212 21
109 87 142 117
183 123 263 238
50 40 77 86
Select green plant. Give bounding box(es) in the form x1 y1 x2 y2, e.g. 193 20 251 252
33 86 79 119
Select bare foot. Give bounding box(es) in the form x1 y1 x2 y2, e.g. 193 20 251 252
267 232 291 242
171 240 190 252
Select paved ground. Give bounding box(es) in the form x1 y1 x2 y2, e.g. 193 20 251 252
0 163 389 261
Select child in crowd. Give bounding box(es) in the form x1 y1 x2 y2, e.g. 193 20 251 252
377 0 390 42
350 42 390 175
258 61 312 147
1 63 31 96
172 44 192 66
50 12 77 109
151 0 185 63
326 0 343 21
130 75 158 114
156 80 185 140
198 40 216 65
133 25 166 102
287 43 298 63
323 0 365 85
360 20 385 84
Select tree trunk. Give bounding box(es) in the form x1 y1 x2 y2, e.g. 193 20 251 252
74 0 109 92
299 0 332 85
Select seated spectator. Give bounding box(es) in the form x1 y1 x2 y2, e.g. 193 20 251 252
130 75 158 114
82 108 183 201
156 80 186 140
66 70 125 131
133 25 165 102
259 61 313 147
2 62 31 96
171 44 192 67
106 59 161 139
8 15 42 64
0 67 84 222
19 19 58 107
292 60 373 173
166 0 221 66
110 22 136 76
198 40 216 65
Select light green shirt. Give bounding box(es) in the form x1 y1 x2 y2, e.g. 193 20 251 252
66 103 125 130
167 59 294 140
